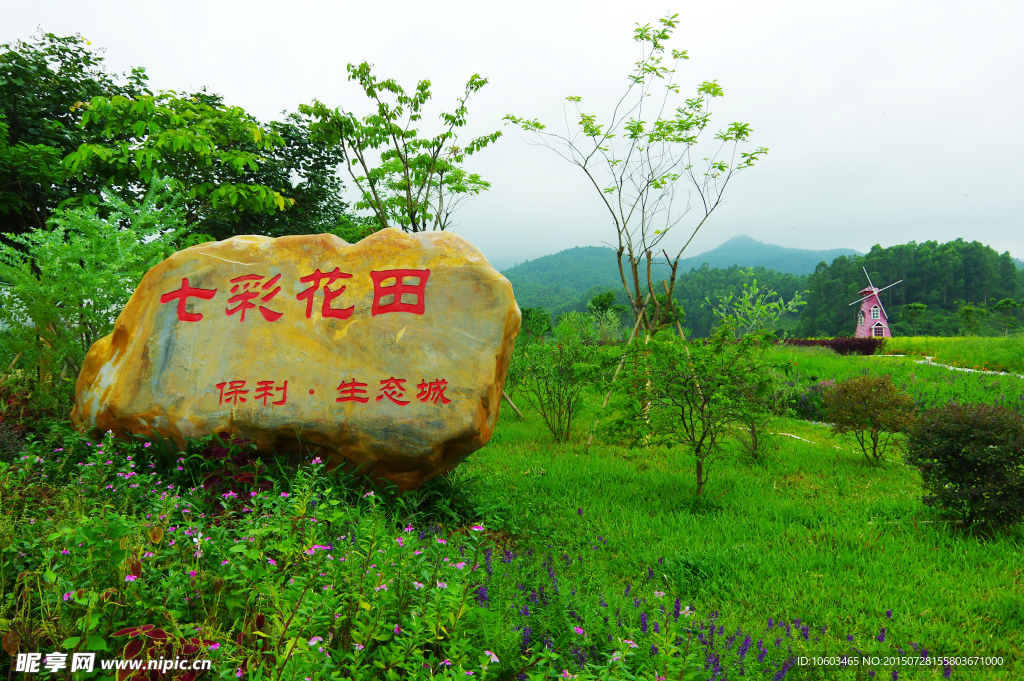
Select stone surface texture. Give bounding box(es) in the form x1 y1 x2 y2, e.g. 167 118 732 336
70 229 520 490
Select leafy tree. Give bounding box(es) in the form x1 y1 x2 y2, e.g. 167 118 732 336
992 298 1019 337
62 90 294 239
900 302 927 336
0 179 185 413
516 313 601 442
519 306 552 342
603 325 782 495
822 375 916 466
301 62 501 233
957 302 986 336
0 32 149 235
504 14 767 336
586 291 626 316
708 268 806 338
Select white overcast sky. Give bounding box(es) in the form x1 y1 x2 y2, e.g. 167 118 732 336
6 0 1022 270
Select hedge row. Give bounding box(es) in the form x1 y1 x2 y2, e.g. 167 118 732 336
782 337 886 356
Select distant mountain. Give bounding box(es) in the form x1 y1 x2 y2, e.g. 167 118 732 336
501 235 861 297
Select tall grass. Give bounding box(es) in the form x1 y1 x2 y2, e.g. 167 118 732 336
778 346 1024 414
883 336 1024 375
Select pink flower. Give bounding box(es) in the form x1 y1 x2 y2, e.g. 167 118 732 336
436 581 448 589
441 659 452 667
363 491 374 498
209 643 220 651
455 561 467 569
311 457 322 465
404 524 413 532
62 592 73 601
413 550 423 555
280 492 289 498
61 549 70 555
413 581 425 589
484 651 499 663
249 491 257 498
393 624 401 634
354 643 364 651
189 570 197 578
436 538 447 545
144 443 151 448
573 626 585 635
396 537 405 547
221 560 230 565
268 558 277 566
471 525 484 531
124 575 137 582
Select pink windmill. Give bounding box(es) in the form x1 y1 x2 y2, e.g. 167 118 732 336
849 267 902 338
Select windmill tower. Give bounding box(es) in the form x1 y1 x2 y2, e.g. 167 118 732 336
849 268 902 338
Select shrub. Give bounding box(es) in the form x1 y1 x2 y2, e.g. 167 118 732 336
822 375 916 465
905 403 1024 528
783 337 886 356
513 313 601 442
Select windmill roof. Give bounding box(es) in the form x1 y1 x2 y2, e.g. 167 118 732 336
858 287 880 295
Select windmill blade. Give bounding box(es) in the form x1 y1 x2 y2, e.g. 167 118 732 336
862 267 876 290
874 279 903 295
849 294 876 306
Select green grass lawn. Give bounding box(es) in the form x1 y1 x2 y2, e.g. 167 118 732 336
462 402 1022 679
1 341 1022 680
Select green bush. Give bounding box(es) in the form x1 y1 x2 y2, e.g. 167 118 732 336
0 179 184 418
822 375 917 465
905 403 1024 528
514 313 601 442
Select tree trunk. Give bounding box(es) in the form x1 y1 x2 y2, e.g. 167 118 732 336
695 456 704 496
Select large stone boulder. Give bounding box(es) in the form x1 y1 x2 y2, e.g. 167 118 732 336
70 229 520 491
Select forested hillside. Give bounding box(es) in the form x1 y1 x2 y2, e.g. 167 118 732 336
502 236 859 317
508 237 1024 339
796 239 1024 337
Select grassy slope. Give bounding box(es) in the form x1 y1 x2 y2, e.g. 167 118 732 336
464 348 1023 678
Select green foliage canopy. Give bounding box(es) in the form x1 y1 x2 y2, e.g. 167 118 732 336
302 62 501 233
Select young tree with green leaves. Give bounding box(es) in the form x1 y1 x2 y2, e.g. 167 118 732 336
0 179 185 413
901 302 928 336
603 324 783 495
301 62 501 233
992 298 1019 336
504 14 767 336
708 268 806 338
62 90 294 239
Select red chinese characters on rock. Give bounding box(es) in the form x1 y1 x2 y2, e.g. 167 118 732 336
376 377 410 405
159 278 218 322
216 380 287 406
370 269 430 316
255 380 288 406
215 378 451 407
216 380 249 405
336 379 369 403
227 274 283 322
297 268 353 319
417 379 452 405
161 268 430 323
